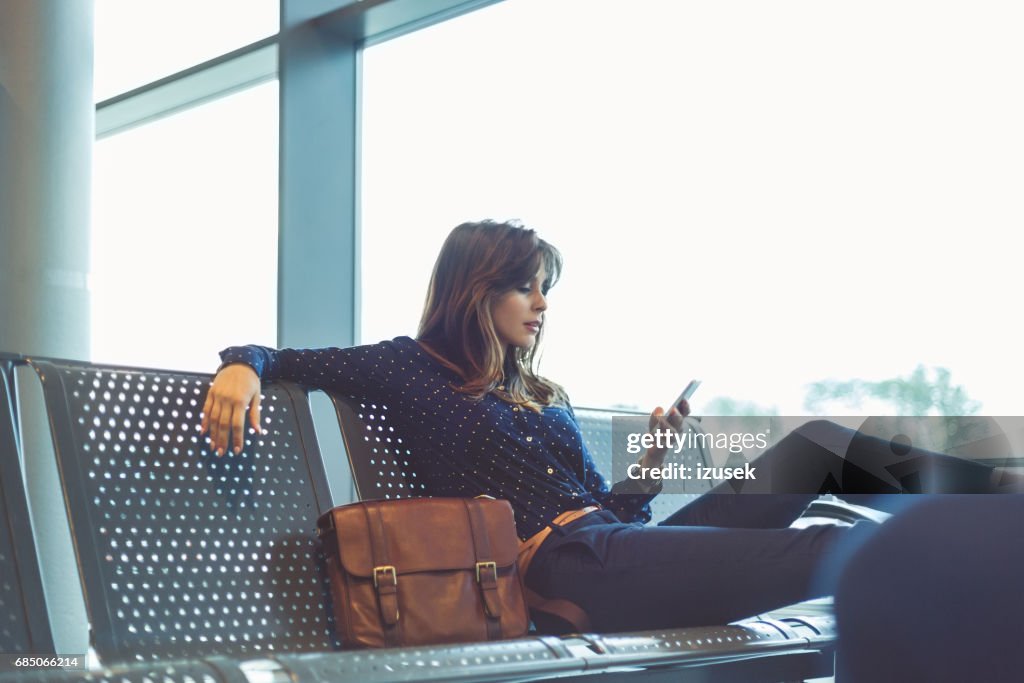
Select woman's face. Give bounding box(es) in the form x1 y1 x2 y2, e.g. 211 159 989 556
491 265 548 349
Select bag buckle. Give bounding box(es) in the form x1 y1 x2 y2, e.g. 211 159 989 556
475 561 497 583
373 565 397 588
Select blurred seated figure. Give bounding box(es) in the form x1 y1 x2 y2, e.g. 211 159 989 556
834 494 1024 682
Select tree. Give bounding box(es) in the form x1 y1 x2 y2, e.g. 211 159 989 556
702 397 778 416
803 365 980 416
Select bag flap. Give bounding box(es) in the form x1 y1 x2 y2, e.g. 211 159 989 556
325 498 520 579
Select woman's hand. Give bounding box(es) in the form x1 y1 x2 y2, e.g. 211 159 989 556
639 399 691 470
201 363 263 456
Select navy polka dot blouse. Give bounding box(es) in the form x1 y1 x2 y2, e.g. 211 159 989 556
220 336 657 539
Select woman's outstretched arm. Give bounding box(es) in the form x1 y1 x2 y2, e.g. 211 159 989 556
201 338 411 456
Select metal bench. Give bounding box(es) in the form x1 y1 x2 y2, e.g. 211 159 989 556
0 354 838 682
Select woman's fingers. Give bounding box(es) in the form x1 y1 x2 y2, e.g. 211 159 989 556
648 406 664 431
209 397 251 455
208 393 225 454
649 407 679 434
249 392 262 434
648 404 689 441
231 400 246 454
667 403 687 431
675 398 691 418
215 401 236 457
200 391 213 436
643 401 697 465
208 390 238 456
652 400 690 432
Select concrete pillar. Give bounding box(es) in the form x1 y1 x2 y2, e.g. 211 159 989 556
0 0 93 359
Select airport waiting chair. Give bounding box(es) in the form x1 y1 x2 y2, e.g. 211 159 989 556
1 352 837 683
0 352 55 660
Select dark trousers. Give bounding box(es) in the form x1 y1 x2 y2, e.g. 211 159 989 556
526 419 1015 632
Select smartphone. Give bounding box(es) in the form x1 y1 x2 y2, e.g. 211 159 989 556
668 379 701 413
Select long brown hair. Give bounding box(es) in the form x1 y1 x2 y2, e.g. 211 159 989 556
417 220 566 412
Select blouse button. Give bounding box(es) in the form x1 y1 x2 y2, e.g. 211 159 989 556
497 385 505 390
547 467 554 475
513 406 520 412
526 436 533 442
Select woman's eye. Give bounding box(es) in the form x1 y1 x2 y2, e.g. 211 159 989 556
517 287 532 294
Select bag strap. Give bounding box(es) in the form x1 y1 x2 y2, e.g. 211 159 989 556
364 503 400 646
516 507 599 634
464 499 503 641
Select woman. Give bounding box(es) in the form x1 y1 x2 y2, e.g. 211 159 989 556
201 220 1012 632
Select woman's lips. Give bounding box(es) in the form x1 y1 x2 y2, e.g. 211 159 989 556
525 322 540 333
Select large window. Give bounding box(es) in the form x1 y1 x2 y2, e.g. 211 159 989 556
362 0 1024 416
91 81 279 371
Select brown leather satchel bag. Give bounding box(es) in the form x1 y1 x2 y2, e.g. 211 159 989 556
316 497 530 648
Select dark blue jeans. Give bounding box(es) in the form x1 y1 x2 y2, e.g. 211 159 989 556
525 420 1012 632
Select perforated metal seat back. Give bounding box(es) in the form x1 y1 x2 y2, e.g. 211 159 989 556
29 359 340 664
329 394 427 500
